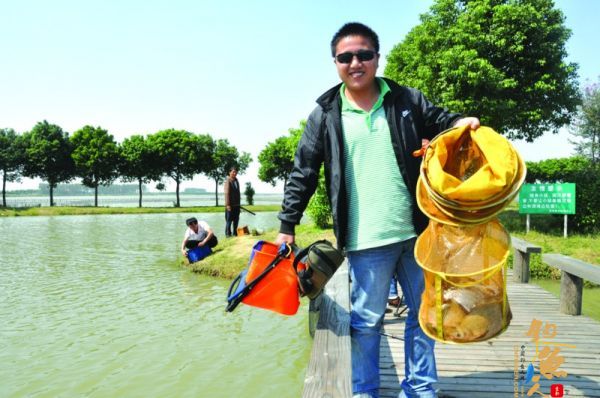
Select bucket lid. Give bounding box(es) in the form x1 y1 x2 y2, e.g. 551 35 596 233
423 125 521 202
417 125 526 224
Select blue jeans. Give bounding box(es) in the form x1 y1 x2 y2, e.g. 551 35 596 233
225 207 240 237
348 239 437 398
389 274 399 299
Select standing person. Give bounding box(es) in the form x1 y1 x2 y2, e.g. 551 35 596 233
275 22 479 398
224 167 241 237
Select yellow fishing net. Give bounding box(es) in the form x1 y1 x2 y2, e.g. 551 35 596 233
415 125 525 343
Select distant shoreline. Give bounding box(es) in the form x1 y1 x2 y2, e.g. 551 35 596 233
0 205 281 217
3 191 282 196
1 192 283 208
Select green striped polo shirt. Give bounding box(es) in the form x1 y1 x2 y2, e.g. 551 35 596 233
341 78 416 251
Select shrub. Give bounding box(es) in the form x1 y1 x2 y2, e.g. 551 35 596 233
306 167 332 229
244 182 255 205
507 252 560 280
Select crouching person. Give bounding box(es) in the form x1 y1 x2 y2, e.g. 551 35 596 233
181 217 218 259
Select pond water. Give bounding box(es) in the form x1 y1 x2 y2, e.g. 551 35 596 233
0 213 312 398
4 193 283 208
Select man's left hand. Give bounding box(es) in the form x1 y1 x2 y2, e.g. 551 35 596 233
453 117 480 130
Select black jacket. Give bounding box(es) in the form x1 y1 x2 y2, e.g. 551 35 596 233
278 78 461 250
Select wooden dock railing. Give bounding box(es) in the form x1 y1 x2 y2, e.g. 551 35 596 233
542 253 600 315
302 260 352 398
511 236 542 283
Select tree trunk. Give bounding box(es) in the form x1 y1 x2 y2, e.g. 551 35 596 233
175 178 180 207
50 184 54 207
215 179 219 207
138 179 143 208
2 172 6 207
593 134 598 164
94 184 99 207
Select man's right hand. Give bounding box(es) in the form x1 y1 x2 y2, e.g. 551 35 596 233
275 233 295 246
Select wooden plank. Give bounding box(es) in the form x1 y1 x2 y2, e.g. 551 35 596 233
542 253 600 315
301 252 600 398
561 269 584 315
511 236 542 253
378 271 600 398
302 260 351 398
511 237 541 283
543 253 600 284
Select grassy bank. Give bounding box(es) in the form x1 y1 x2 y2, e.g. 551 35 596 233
0 204 280 217
185 223 336 279
499 209 600 265
532 279 600 322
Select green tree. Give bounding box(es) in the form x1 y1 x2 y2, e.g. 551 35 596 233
244 182 255 205
384 0 580 141
22 121 75 206
119 135 161 207
306 167 332 229
570 81 600 164
147 129 214 207
0 128 26 207
258 121 305 187
71 125 120 207
206 138 252 206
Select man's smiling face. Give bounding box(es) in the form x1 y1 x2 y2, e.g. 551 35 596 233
334 35 379 94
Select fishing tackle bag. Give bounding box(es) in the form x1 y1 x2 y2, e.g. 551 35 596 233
294 240 345 300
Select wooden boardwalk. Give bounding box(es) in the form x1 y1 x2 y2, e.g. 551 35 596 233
380 275 600 397
303 265 600 397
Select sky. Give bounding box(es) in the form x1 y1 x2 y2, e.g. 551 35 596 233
1 0 599 194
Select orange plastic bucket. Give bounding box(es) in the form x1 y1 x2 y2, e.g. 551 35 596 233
240 241 304 316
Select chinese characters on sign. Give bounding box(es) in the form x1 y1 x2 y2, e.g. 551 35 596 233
514 318 576 397
519 183 576 215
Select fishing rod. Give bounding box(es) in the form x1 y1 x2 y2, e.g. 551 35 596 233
379 331 404 341
239 206 256 215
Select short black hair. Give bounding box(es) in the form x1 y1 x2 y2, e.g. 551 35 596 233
186 217 198 226
229 166 238 172
330 22 379 57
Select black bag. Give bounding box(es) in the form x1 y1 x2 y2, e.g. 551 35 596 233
293 240 345 300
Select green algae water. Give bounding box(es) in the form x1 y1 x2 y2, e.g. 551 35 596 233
0 213 311 398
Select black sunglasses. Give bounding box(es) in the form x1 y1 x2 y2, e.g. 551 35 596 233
335 50 376 64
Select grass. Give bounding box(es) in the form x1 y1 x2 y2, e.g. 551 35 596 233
0 204 280 217
184 223 336 279
499 209 600 264
531 279 600 322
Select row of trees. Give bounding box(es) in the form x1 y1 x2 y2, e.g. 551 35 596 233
0 122 251 208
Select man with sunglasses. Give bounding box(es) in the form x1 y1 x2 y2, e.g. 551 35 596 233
276 22 479 398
